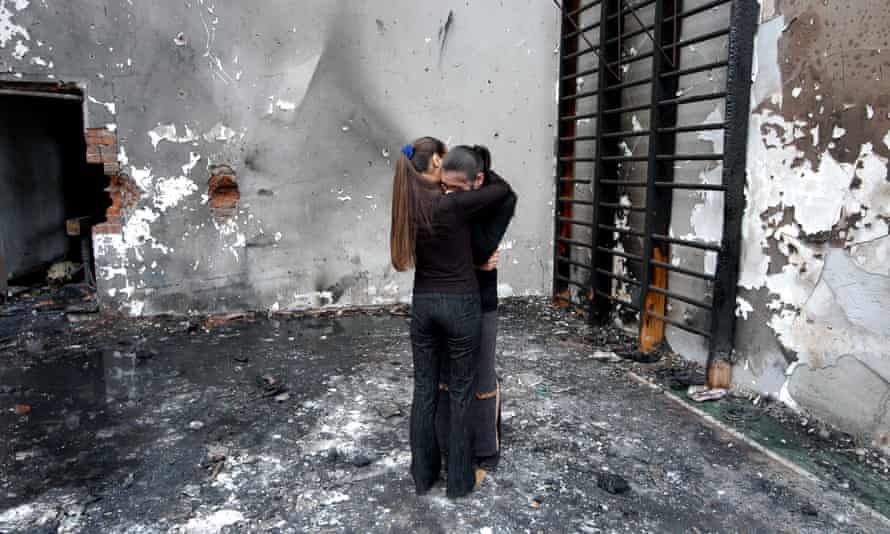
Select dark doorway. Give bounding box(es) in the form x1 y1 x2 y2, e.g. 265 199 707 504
0 84 110 293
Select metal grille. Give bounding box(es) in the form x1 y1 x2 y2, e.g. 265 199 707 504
552 0 758 362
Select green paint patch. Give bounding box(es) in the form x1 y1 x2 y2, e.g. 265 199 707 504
674 390 890 518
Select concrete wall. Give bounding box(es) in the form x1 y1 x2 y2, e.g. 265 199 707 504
0 0 559 314
729 0 890 447
0 95 78 278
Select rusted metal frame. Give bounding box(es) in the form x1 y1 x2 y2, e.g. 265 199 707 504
553 0 583 299
553 0 622 79
638 0 681 346
623 0 675 68
588 0 624 324
707 0 759 366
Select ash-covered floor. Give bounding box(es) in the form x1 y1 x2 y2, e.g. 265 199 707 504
1 293 888 533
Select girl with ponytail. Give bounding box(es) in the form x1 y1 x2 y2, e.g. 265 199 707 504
389 138 514 498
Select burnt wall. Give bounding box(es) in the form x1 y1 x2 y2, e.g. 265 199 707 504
0 1 559 314
731 0 890 448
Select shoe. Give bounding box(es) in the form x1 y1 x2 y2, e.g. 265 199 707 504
476 451 500 471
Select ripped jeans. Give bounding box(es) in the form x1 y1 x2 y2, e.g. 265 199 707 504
409 292 480 498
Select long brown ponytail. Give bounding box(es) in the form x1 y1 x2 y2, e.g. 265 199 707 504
390 137 446 271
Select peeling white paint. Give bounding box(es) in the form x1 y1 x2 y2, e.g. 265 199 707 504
11 39 27 59
689 106 725 275
148 124 197 150
130 166 153 190
735 297 754 320
88 96 116 115
0 0 29 48
182 152 202 175
203 123 236 143
153 176 198 212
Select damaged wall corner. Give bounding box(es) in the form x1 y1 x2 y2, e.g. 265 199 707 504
727 0 890 449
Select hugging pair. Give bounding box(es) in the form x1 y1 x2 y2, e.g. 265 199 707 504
390 138 517 498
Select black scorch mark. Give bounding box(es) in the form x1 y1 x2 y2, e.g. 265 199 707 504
438 10 454 65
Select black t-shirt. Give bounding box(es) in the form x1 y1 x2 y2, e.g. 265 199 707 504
413 182 512 295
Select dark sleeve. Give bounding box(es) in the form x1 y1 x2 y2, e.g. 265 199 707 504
450 181 512 220
471 188 518 265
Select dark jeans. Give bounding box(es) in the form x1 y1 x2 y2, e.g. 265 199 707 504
436 311 500 458
410 292 481 498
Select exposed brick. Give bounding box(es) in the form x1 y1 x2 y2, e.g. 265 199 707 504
208 165 241 221
93 223 122 234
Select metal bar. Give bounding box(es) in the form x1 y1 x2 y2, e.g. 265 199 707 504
599 224 646 238
595 290 641 310
557 256 594 270
560 111 599 121
647 285 712 309
601 102 651 116
559 156 597 162
607 0 657 20
601 128 651 139
560 89 599 101
0 89 83 101
605 24 655 45
656 153 724 161
558 237 594 249
645 311 712 338
665 0 731 22
600 155 648 162
556 275 591 289
673 28 731 50
596 268 642 286
637 0 674 334
708 0 759 365
587 0 621 323
559 134 598 141
597 247 644 262
652 234 722 252
559 217 595 227
559 198 595 205
568 0 603 17
599 179 647 186
563 46 601 61
650 259 716 281
554 0 622 79
603 76 654 92
657 122 725 134
659 91 727 106
563 21 602 42
662 60 728 79
553 0 581 298
605 50 654 70
561 66 600 81
559 178 593 183
600 202 645 211
624 0 675 67
655 181 725 191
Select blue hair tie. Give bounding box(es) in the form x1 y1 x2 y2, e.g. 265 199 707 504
401 143 415 160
